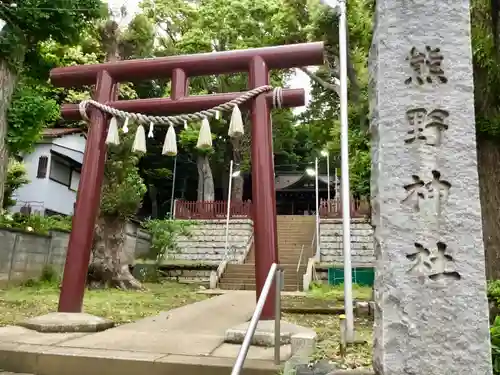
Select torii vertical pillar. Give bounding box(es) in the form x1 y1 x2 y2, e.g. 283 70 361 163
58 71 115 312
50 43 325 318
249 56 279 319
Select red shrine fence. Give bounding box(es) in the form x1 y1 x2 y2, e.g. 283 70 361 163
174 200 252 219
174 198 370 219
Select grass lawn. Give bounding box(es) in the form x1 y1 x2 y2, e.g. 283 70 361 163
285 313 372 371
283 283 373 370
0 279 373 370
282 282 373 309
0 281 207 327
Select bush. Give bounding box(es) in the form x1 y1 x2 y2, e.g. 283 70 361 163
488 280 500 307
0 212 72 235
141 219 195 263
21 265 60 288
40 265 59 283
492 316 500 374
3 159 29 209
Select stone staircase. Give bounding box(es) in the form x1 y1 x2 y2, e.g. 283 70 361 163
219 215 315 291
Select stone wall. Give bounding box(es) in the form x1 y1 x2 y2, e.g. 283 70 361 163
170 219 253 263
132 263 216 287
319 218 374 266
122 221 151 264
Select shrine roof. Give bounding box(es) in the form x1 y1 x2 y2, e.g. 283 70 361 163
275 172 334 191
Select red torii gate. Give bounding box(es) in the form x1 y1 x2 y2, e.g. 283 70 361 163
50 42 324 319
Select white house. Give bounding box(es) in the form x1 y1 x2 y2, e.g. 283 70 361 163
12 128 86 216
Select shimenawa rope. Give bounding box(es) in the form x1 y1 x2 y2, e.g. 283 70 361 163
78 85 282 125
77 85 283 155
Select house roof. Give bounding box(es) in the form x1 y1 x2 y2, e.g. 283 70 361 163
42 128 84 138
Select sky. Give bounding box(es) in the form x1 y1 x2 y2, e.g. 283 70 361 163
107 0 314 112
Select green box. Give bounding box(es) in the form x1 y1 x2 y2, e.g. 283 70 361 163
327 267 375 286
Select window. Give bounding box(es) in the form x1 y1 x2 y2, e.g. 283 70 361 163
70 170 80 191
36 156 49 178
49 157 71 187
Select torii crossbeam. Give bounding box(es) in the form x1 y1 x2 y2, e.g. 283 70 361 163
50 42 325 319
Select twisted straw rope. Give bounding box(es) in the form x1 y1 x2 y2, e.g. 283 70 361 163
78 85 283 126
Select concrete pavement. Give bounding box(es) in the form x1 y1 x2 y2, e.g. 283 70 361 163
0 291 282 375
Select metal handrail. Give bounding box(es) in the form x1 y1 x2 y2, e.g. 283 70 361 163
231 263 283 375
240 232 254 264
213 233 254 289
311 228 316 257
296 244 305 274
296 244 305 291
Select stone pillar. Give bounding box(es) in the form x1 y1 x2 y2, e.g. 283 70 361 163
369 1 492 374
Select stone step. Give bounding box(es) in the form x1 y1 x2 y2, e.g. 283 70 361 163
225 264 306 270
222 269 305 276
279 258 306 263
219 280 302 291
221 266 305 275
220 275 302 284
223 270 306 276
279 231 314 234
219 282 301 292
277 231 315 234
0 346 278 375
221 273 305 279
277 246 311 250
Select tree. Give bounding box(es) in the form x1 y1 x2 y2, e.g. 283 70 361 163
2 80 59 210
179 125 218 201
3 159 29 209
472 0 500 278
275 0 373 196
141 0 301 202
7 81 59 158
87 10 156 289
0 0 104 209
88 121 147 289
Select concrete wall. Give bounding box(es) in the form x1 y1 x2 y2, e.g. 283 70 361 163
162 268 214 287
0 219 254 281
319 218 374 266
0 221 145 282
0 229 68 282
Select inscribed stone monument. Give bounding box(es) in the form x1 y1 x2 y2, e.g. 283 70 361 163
369 0 492 374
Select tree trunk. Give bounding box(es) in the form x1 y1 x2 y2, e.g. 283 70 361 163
197 160 204 201
0 61 17 210
477 135 500 280
88 216 145 290
197 155 215 201
149 184 158 219
231 137 244 201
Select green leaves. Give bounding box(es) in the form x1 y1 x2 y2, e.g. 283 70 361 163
490 280 500 374
100 122 147 219
294 0 373 197
7 81 59 155
141 219 195 262
472 0 500 138
0 0 105 72
3 158 29 209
